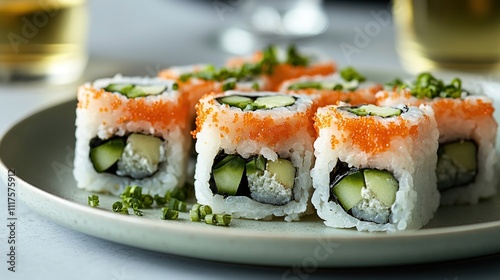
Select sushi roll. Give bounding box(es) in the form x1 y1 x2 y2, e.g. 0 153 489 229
226 45 336 91
278 67 382 108
192 91 316 221
74 75 191 195
158 64 266 120
311 104 440 231
377 73 498 205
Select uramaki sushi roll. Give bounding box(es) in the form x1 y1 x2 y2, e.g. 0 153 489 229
158 64 266 120
377 73 498 205
192 91 315 221
74 75 191 195
311 104 440 231
278 67 382 108
226 45 336 91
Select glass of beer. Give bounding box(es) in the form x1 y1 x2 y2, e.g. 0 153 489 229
393 0 500 73
0 0 88 84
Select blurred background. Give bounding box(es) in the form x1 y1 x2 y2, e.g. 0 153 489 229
84 0 399 78
2 0 499 86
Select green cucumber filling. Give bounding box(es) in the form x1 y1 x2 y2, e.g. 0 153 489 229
89 133 166 179
210 153 296 206
217 94 296 111
341 104 406 118
104 83 176 98
436 140 478 191
329 161 399 224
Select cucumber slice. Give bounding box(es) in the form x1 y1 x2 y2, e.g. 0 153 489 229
104 84 166 98
266 158 296 189
213 154 237 169
287 81 323 91
126 133 163 165
212 155 246 196
441 140 477 172
126 85 166 98
363 169 398 207
253 95 296 109
346 104 402 118
246 155 267 176
90 138 125 172
332 171 364 211
217 95 253 110
104 83 134 94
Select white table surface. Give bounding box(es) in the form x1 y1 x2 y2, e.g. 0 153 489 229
1 0 500 279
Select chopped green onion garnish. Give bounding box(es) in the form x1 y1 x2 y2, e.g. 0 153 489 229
172 83 179 90
131 185 142 198
259 45 279 75
165 187 188 201
133 209 143 216
251 82 260 91
190 204 232 226
286 45 310 67
88 194 100 207
178 201 187 212
112 201 129 215
142 194 154 208
215 214 232 226
204 214 216 225
222 78 237 91
204 214 232 226
173 45 312 88
340 67 366 82
154 194 166 206
161 208 179 220
332 84 343 90
112 201 123 212
168 198 179 210
167 198 188 212
387 72 466 99
190 204 201 222
199 205 213 219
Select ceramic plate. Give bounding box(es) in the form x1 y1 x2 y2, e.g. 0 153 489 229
2 77 500 267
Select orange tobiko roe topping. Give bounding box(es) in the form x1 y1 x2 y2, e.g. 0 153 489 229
323 109 421 154
375 90 414 105
241 112 313 146
265 63 336 91
191 101 211 138
116 96 188 130
431 98 494 122
77 88 189 130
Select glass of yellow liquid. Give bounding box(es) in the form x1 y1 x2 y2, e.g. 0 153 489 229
393 0 500 73
0 0 87 84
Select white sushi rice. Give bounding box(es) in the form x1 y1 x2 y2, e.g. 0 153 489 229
377 87 498 205
73 75 191 195
311 104 440 232
194 91 315 221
